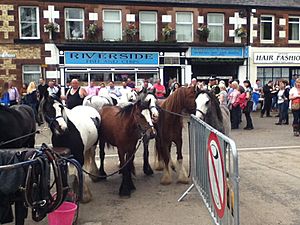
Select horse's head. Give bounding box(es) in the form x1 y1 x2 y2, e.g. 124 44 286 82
42 92 68 135
132 100 156 139
144 92 159 123
195 91 211 119
128 90 138 102
181 86 197 114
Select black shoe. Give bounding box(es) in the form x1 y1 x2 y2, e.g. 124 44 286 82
244 127 253 130
266 115 272 117
294 131 299 137
275 122 282 125
283 122 289 125
260 114 264 118
275 115 279 117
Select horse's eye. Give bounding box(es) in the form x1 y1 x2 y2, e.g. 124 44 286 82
205 101 209 105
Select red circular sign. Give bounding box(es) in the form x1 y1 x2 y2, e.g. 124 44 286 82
207 132 226 218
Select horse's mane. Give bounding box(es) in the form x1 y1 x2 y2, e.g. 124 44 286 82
117 103 135 117
162 87 186 113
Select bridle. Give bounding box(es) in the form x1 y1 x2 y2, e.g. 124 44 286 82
44 102 67 128
196 108 206 118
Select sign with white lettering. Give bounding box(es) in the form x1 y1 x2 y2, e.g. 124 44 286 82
191 47 246 58
254 53 300 64
0 52 16 58
65 51 159 65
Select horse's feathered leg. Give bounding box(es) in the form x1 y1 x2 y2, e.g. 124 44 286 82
143 135 154 175
98 139 107 180
119 150 132 196
160 141 172 185
154 136 164 171
174 136 189 184
87 145 99 182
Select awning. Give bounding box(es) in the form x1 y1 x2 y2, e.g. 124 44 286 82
189 58 245 65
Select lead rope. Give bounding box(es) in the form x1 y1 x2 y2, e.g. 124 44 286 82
81 128 148 179
0 130 40 147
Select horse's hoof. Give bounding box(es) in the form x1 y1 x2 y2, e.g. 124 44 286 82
177 176 190 184
81 193 92 203
154 162 164 171
143 166 154 176
119 187 131 197
160 175 172 185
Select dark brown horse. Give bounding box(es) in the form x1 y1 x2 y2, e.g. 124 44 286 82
98 100 156 196
155 86 197 185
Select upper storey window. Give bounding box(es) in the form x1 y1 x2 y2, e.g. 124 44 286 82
19 6 40 39
289 17 300 42
260 15 274 43
176 12 193 42
207 13 224 43
139 11 157 41
103 10 122 41
65 8 84 40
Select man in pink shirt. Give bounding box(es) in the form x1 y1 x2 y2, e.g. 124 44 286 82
152 78 166 99
86 79 99 96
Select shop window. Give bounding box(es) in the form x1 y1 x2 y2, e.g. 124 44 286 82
139 11 157 41
65 8 84 40
257 67 289 86
103 10 122 41
19 6 39 39
260 15 274 43
22 65 41 85
90 73 112 84
176 12 193 42
207 13 224 43
288 17 300 42
66 73 88 86
114 73 135 85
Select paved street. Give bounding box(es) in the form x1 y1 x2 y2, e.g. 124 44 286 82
20 111 300 225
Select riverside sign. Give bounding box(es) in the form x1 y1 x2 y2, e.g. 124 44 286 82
65 51 159 65
254 52 300 64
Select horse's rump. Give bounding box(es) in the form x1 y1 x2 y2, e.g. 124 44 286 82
0 105 36 148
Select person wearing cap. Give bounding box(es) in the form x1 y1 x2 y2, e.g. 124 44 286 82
208 76 220 95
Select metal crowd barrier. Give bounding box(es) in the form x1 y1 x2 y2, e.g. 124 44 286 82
178 115 239 225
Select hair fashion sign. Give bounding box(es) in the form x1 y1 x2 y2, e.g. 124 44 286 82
254 52 300 64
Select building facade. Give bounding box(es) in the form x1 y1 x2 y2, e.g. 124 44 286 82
1 0 300 91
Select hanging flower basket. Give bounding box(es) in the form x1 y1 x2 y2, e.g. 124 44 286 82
45 22 59 33
162 24 175 40
87 23 102 40
124 22 138 41
197 25 210 40
235 27 247 38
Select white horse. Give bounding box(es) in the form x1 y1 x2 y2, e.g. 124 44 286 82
41 93 100 203
83 90 138 111
195 90 231 136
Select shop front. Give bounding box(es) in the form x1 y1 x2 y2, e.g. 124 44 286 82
251 47 300 85
58 51 160 90
187 47 247 83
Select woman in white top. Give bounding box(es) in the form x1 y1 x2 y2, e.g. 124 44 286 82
289 78 300 136
275 80 289 125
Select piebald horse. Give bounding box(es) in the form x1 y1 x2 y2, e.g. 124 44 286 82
195 90 231 136
41 92 100 203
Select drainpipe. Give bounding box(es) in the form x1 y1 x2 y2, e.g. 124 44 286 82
246 7 252 80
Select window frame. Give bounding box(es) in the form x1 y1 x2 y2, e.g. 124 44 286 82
19 6 40 39
64 8 85 40
207 13 224 43
176 12 193 42
139 11 157 42
288 16 300 43
22 65 41 84
260 15 275 44
102 9 122 41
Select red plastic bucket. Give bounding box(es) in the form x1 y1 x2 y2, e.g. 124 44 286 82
48 201 77 225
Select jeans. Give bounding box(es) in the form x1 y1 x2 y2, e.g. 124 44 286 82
231 105 240 129
244 111 253 128
261 98 272 116
292 109 300 131
278 101 289 123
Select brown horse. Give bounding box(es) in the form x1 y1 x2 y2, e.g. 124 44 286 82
98 100 156 196
155 86 197 185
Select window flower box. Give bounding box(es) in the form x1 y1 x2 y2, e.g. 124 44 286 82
162 24 175 40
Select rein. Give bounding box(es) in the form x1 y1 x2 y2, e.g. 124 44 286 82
159 106 191 118
0 130 39 147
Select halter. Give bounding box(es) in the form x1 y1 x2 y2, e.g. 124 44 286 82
196 108 206 118
45 115 66 127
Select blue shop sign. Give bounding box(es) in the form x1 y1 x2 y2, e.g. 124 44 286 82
191 47 246 58
65 51 159 65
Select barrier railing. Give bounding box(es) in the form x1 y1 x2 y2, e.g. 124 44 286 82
178 115 239 225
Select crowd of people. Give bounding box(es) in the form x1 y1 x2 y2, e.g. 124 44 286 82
1 75 300 136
